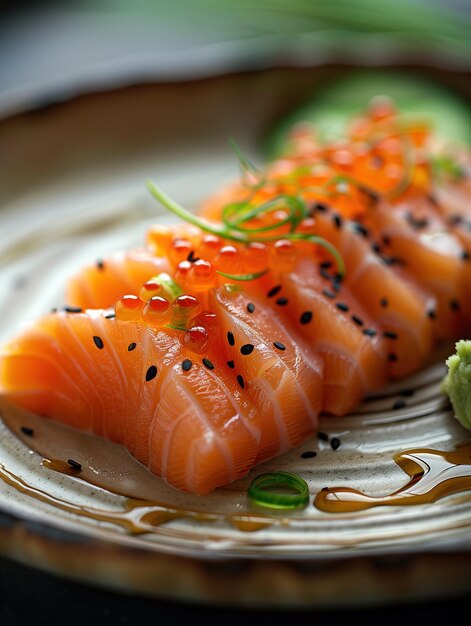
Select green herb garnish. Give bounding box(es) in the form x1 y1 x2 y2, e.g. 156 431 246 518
248 471 310 510
147 181 345 277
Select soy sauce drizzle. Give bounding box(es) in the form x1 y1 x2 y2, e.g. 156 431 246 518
314 443 471 513
0 462 273 535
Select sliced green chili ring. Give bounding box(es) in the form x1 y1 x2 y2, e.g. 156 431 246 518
248 471 310 510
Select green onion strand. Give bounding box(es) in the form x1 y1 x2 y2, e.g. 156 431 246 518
147 181 243 243
248 471 310 510
216 268 270 282
147 180 345 277
228 137 261 176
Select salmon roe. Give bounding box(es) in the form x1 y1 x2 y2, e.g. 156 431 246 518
142 296 171 326
183 325 210 354
115 295 144 321
186 259 217 290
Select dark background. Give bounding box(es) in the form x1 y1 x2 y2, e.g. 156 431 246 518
0 554 468 625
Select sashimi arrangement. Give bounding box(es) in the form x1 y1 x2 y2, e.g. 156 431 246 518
1 74 471 496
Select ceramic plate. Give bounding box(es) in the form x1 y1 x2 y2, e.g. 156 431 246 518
0 67 470 608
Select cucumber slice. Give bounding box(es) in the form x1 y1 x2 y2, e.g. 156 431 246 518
267 71 471 158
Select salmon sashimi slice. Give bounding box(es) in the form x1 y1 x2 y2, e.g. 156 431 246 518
364 195 471 339
3 94 471 496
274 257 387 415
66 249 170 310
311 208 436 377
0 309 267 494
210 286 323 461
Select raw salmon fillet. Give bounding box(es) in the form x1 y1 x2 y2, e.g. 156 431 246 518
2 96 471 493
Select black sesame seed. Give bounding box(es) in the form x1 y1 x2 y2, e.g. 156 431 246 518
330 437 341 451
318 431 329 441
240 344 254 356
96 259 105 271
237 374 245 389
276 297 289 306
67 459 82 471
380 297 388 308
93 335 104 350
427 309 436 320
449 214 462 226
187 250 200 263
267 285 282 298
301 450 317 459
332 214 343 229
388 353 398 362
392 400 406 410
20 426 34 437
226 360 235 369
322 289 335 299
371 242 382 255
405 213 429 230
383 331 398 340
127 342 137 352
460 250 470 262
247 303 255 313
64 306 82 313
202 358 214 370
314 202 329 213
104 313 116 319
450 299 460 311
227 331 235 347
145 365 158 381
351 222 370 238
182 359 192 371
383 256 405 267
382 235 391 247
351 315 364 326
331 275 343 293
300 311 313 325
358 185 380 204
320 268 332 281
320 260 333 269
399 388 415 397
362 328 377 337
335 302 349 312
273 341 286 351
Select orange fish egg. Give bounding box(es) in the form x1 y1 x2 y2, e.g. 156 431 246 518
139 279 161 301
368 95 396 121
175 260 192 281
214 245 241 274
197 234 222 261
186 259 217 291
242 242 269 273
169 239 193 265
115 295 144 321
271 239 297 271
142 296 171 326
191 310 218 330
182 325 210 354
172 294 201 327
